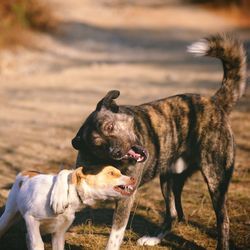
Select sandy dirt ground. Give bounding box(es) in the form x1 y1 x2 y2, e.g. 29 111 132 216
0 0 249 249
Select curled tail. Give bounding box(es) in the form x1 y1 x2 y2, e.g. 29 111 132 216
187 33 247 114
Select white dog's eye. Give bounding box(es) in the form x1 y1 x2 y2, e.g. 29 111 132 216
109 171 115 176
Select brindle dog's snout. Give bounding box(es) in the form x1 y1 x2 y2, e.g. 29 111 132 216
109 148 122 159
130 177 136 185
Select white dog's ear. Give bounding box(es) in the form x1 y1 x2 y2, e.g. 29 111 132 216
50 169 72 214
71 167 85 185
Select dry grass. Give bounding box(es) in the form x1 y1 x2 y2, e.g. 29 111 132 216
0 87 249 250
0 0 56 47
0 1 249 249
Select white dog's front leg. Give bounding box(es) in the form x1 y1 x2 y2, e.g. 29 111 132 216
52 232 66 250
24 214 44 250
52 214 74 250
50 169 71 214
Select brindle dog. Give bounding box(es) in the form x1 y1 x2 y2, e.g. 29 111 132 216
51 34 246 250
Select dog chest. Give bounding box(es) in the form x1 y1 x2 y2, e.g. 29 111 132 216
39 212 75 235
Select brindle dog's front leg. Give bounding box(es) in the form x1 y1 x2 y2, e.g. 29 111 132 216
106 163 143 250
105 193 136 250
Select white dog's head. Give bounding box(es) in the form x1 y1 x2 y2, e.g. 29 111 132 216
71 166 136 202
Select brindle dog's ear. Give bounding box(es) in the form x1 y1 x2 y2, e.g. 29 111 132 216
72 126 83 150
96 90 120 113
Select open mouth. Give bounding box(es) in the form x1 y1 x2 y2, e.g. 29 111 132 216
114 184 135 196
122 145 148 163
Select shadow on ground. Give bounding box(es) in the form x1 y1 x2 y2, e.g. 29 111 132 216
34 21 235 73
1 203 239 250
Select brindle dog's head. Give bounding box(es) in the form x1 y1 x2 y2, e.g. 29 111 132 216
72 90 148 166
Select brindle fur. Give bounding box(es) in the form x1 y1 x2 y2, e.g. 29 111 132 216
72 34 247 250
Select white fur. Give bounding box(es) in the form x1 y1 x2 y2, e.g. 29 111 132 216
187 39 209 56
50 169 133 214
0 172 80 250
50 169 71 214
171 157 187 174
105 225 127 250
0 168 134 250
137 235 161 246
137 231 168 246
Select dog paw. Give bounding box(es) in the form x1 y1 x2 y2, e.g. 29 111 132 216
137 236 161 246
50 169 71 214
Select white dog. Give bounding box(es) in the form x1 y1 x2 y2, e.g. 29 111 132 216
0 166 136 250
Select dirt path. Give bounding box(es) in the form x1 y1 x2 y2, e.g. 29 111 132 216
0 1 249 249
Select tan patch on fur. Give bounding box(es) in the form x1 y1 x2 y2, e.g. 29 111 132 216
71 167 85 185
40 218 57 234
85 166 121 188
73 165 126 190
21 170 41 178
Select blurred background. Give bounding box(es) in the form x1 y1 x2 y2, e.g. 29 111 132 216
0 0 249 249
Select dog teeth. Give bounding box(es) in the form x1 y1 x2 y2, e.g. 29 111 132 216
123 186 133 193
137 156 144 162
119 185 134 193
123 154 129 159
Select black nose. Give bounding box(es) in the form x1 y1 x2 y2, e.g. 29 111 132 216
110 148 122 158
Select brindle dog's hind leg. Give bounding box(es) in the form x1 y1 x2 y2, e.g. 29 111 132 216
201 159 233 250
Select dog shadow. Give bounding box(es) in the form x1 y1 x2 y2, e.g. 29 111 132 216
0 204 82 250
0 204 240 250
187 220 244 250
72 206 206 250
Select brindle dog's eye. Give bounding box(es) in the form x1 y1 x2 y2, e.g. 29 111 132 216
105 123 114 132
92 133 104 146
94 138 103 146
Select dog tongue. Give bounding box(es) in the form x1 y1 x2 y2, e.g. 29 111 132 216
127 149 142 161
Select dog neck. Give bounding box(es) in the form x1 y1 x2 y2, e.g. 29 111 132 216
66 182 84 211
76 183 97 207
